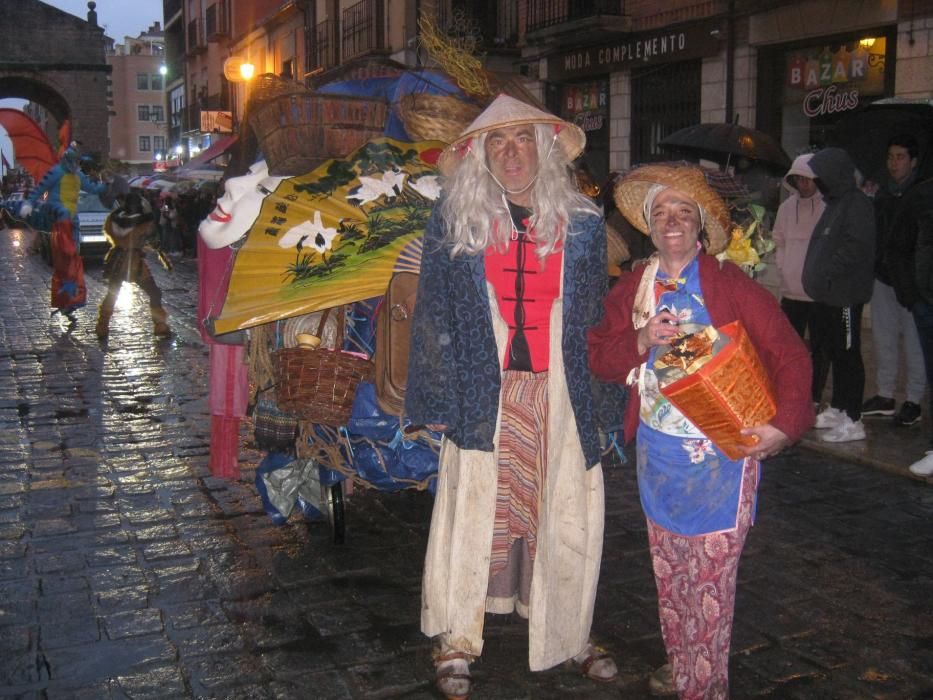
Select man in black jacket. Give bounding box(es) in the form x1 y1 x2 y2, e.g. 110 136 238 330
802 148 876 443
863 135 927 428
884 149 933 476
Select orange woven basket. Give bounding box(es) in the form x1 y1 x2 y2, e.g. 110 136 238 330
273 307 374 426
659 320 776 460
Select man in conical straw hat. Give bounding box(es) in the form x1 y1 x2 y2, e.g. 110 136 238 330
406 94 625 698
589 164 814 697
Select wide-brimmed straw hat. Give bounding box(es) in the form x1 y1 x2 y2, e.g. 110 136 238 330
437 94 585 176
613 164 731 256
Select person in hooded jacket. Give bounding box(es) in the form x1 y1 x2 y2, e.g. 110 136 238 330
802 148 876 442
773 153 826 404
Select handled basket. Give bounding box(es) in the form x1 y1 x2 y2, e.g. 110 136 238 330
273 307 374 426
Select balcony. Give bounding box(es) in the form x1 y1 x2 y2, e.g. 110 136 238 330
342 0 385 62
205 0 231 41
526 0 630 44
436 1 520 51
187 17 206 55
163 0 182 23
306 19 339 76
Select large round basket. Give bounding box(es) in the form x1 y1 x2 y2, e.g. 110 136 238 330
249 90 388 176
397 92 482 144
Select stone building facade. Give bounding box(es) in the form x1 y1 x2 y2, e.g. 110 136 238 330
0 0 110 159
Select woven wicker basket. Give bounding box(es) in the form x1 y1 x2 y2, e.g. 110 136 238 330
397 92 481 144
273 307 374 426
248 77 387 176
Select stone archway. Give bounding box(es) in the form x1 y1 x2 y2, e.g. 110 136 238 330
0 0 110 158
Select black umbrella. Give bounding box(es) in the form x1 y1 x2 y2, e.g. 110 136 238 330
659 122 791 172
829 99 933 183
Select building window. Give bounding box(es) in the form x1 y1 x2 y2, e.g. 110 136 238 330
139 136 151 152
151 73 164 91
137 73 149 90
631 61 701 165
137 105 151 121
151 105 164 122
154 136 166 152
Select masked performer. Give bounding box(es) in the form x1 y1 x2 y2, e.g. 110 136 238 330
95 192 171 338
21 142 108 324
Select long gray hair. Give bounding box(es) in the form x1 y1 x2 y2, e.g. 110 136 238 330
439 123 600 260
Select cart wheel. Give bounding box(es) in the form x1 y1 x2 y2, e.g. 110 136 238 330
326 482 345 545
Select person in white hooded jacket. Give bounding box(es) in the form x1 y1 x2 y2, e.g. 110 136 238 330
773 153 826 404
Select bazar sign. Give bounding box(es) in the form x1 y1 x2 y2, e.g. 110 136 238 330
549 22 720 79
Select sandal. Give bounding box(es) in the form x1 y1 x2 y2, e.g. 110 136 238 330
648 663 677 696
434 650 472 700
571 642 619 683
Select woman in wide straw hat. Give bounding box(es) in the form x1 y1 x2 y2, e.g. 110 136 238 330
406 94 625 698
589 164 814 698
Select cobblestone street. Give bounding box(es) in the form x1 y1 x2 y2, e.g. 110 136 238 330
0 228 931 699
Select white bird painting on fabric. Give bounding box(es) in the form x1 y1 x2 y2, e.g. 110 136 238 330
278 210 339 253
409 175 441 200
346 167 408 208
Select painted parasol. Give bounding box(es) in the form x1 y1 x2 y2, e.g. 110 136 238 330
211 138 444 334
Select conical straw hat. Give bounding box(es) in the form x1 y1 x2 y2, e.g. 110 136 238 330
437 94 585 175
613 164 731 256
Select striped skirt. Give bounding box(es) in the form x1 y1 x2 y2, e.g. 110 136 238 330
488 370 548 612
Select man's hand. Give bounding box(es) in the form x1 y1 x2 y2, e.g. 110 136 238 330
739 424 789 461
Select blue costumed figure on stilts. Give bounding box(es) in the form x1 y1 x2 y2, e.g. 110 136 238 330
20 142 107 325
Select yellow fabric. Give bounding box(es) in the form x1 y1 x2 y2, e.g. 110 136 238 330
59 173 80 216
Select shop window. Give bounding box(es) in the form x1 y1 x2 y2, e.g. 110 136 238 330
555 79 610 186
631 61 701 166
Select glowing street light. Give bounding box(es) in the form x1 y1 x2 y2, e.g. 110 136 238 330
239 62 255 81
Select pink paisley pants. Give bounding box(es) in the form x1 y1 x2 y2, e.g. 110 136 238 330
646 459 758 700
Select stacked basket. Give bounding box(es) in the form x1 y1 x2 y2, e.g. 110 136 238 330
247 74 388 176
397 92 482 144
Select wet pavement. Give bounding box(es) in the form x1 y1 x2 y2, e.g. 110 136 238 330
0 227 931 699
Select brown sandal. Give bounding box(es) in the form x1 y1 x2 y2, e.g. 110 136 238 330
434 651 473 700
572 644 619 683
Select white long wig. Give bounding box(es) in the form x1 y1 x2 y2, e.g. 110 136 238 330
440 123 601 260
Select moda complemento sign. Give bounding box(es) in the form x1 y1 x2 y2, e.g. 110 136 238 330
548 21 721 80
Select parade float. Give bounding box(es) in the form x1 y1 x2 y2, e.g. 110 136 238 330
197 21 545 540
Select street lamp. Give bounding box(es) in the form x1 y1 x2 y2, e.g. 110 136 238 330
239 62 255 81
159 64 168 76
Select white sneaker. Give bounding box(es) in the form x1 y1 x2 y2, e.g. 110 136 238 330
820 417 866 442
909 451 933 477
814 406 845 429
